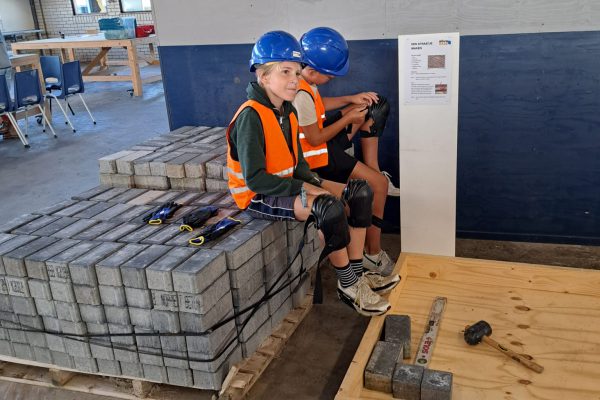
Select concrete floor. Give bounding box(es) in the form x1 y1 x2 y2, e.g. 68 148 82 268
0 65 169 221
1 64 598 400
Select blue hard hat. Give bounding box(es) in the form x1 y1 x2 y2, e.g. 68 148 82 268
249 31 303 72
300 27 349 76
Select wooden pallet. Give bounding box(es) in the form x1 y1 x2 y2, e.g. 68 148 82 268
218 293 314 400
0 292 314 400
0 356 207 400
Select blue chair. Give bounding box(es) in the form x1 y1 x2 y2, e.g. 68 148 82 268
0 74 29 147
40 55 76 132
13 69 57 139
53 60 96 131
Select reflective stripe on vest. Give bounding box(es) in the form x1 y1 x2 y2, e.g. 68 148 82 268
226 100 299 209
298 79 329 170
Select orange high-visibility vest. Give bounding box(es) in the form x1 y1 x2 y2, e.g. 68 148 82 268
226 100 299 209
298 79 329 169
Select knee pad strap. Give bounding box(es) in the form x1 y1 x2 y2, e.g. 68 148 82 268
342 179 373 228
359 129 378 139
372 215 384 228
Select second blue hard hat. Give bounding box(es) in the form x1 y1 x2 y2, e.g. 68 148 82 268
249 31 303 72
300 27 349 76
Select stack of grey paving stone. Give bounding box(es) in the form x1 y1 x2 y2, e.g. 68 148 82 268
0 186 319 391
364 315 453 399
99 126 229 192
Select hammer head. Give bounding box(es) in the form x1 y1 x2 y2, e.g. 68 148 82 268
464 320 493 345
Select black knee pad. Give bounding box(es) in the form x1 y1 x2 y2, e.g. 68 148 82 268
366 95 390 137
342 179 373 228
311 194 350 253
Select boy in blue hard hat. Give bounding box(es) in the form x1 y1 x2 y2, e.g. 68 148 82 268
294 27 398 276
226 31 399 316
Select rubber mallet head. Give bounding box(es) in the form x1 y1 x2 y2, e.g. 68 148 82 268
464 320 492 345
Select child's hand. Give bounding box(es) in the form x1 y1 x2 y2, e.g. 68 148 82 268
350 92 379 106
303 182 330 196
346 106 368 125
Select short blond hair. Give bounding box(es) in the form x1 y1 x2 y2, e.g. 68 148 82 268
255 62 280 86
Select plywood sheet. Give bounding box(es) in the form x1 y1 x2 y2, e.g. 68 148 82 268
336 254 600 400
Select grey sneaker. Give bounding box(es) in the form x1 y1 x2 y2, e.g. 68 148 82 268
362 271 401 294
363 250 395 276
337 277 391 317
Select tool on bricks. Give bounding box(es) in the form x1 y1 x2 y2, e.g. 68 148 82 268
188 216 241 246
179 206 219 232
143 201 181 225
414 296 447 367
464 320 544 373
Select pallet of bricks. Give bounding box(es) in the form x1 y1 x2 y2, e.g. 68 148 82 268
98 126 230 192
0 127 321 394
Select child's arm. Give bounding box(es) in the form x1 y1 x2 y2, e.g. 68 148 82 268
301 107 367 146
295 91 367 146
294 136 326 187
322 92 379 111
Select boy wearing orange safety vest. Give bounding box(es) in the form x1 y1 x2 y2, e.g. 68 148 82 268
226 31 399 316
293 27 398 276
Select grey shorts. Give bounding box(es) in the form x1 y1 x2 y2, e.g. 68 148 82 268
247 194 296 221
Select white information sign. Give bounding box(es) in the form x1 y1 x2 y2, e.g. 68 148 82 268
404 36 453 105
399 32 460 257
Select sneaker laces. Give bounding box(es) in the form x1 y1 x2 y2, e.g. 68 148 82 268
363 271 385 286
356 276 383 306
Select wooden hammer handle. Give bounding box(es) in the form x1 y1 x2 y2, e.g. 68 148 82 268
482 336 544 373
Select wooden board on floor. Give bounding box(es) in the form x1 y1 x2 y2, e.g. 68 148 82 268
336 253 600 400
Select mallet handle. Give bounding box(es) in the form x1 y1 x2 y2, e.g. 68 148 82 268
482 336 544 373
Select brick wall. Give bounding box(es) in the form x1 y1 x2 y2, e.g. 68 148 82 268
32 0 156 62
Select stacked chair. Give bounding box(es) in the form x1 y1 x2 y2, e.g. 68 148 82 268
40 56 96 133
2 69 57 148
0 74 29 147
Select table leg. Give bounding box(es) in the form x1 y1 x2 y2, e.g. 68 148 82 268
127 41 142 96
82 47 110 76
67 49 76 62
144 42 160 65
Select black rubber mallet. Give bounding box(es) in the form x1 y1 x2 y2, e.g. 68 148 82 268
464 320 544 373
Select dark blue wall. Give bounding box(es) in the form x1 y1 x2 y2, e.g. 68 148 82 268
159 31 600 244
458 31 600 245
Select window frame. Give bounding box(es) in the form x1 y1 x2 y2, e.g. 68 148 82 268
119 0 152 13
70 0 108 15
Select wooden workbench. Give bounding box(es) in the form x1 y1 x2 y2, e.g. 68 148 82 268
9 53 44 83
11 33 161 96
336 253 600 400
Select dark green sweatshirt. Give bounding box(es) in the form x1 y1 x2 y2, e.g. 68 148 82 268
228 82 320 197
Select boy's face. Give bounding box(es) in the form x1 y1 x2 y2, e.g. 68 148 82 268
261 61 302 103
302 67 335 85
315 71 335 85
